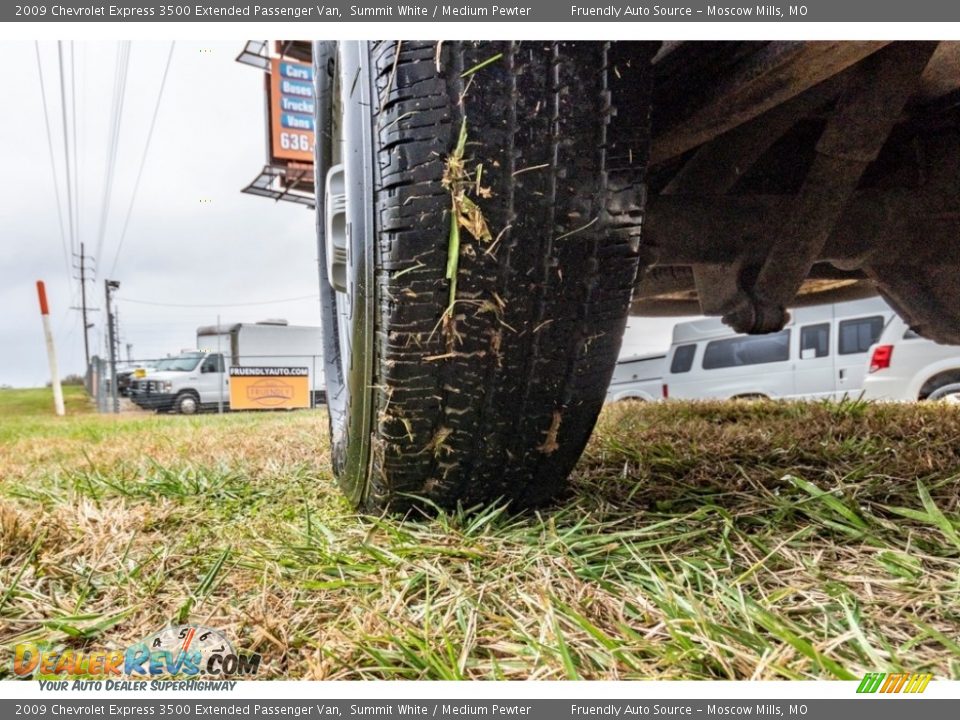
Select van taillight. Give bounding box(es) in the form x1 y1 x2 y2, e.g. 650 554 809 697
869 345 893 373
662 384 669 399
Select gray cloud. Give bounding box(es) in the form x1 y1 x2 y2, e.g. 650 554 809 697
0 39 679 388
1 40 319 386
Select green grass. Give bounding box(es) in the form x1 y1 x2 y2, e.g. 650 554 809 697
1 398 959 680
0 386 91 418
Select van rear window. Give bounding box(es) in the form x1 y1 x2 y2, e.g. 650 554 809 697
838 316 885 355
670 345 696 374
702 330 791 370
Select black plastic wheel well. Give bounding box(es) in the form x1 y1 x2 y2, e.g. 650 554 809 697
919 369 960 400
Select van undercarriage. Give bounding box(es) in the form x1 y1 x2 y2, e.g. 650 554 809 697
635 41 960 347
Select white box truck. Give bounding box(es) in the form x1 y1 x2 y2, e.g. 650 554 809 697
130 320 324 414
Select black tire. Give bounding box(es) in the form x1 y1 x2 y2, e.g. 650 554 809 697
317 41 655 512
174 391 199 416
928 383 960 402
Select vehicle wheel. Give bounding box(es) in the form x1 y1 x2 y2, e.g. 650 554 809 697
314 41 655 512
919 371 960 400
174 392 199 416
928 382 960 404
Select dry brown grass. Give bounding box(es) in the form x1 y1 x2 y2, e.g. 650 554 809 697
1 399 959 680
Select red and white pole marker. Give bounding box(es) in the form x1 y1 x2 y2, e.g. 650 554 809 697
36 280 65 417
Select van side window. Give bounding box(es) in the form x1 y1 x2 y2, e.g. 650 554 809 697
702 330 790 370
670 345 696 374
800 323 830 358
838 316 884 355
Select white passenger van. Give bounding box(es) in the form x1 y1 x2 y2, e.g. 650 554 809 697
861 316 960 402
605 353 666 403
663 298 893 400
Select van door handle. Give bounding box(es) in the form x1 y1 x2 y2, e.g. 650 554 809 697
839 369 846 379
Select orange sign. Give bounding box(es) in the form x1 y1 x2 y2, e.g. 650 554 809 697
268 58 315 163
229 367 309 410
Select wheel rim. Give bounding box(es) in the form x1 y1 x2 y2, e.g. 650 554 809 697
314 41 376 506
325 163 353 374
180 396 197 414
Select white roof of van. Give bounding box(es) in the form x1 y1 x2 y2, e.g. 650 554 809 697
670 296 890 345
618 351 667 363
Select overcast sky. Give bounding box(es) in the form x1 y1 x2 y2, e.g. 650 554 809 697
0 40 678 388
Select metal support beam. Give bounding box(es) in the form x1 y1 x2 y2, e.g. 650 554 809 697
651 41 890 164
867 265 960 345
722 41 939 334
656 72 846 317
642 190 960 267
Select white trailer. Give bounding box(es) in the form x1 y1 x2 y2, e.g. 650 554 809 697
130 320 324 414
196 320 324 392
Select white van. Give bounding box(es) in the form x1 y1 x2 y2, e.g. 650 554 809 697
861 316 960 402
663 298 894 400
605 353 666 403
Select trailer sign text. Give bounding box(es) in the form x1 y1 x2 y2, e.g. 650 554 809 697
229 367 309 410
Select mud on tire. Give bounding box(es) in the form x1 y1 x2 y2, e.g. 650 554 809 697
333 41 655 512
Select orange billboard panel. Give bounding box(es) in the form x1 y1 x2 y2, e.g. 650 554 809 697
229 367 310 410
268 57 316 163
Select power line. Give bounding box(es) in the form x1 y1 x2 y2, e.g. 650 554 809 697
57 41 77 258
94 41 130 272
94 43 131 356
109 41 176 278
34 42 71 286
119 294 321 308
53 284 81 339
70 41 81 257
93 41 131 279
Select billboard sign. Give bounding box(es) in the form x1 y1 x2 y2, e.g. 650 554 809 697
229 366 310 410
268 58 315 163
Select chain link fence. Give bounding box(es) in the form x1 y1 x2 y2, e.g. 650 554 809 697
85 353 326 414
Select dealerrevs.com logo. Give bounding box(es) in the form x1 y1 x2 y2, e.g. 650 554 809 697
13 625 261 690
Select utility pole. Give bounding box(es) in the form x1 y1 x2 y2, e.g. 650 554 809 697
217 313 224 414
72 243 97 367
104 279 121 413
115 307 122 362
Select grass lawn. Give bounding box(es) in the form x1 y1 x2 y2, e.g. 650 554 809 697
0 386 91 419
1 390 959 680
